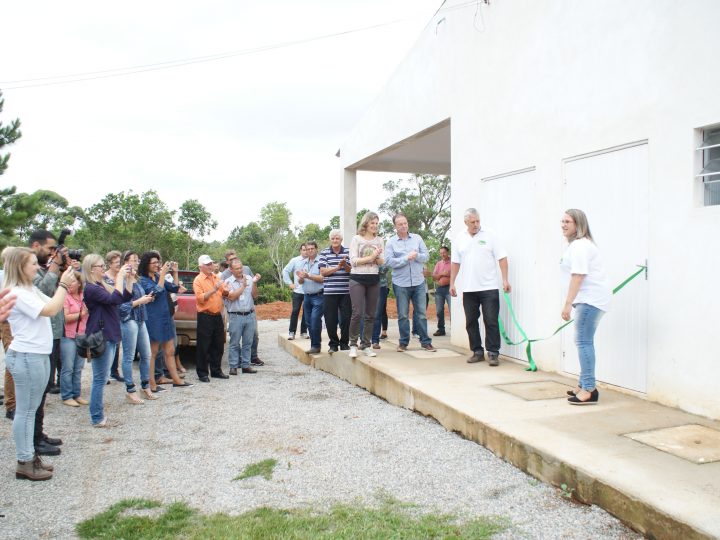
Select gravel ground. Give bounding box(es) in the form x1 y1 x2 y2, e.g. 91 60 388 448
0 319 640 539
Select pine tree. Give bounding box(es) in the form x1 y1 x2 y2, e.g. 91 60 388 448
0 89 22 176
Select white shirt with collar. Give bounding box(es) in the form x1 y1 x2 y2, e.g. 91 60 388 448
452 228 507 292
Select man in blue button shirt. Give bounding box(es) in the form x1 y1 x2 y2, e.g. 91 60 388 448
384 213 436 353
297 241 324 354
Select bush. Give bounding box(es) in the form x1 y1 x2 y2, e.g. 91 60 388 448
257 283 291 304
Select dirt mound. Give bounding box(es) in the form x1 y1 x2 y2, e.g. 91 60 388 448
256 299 445 321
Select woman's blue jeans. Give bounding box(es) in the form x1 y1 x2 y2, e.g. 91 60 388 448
121 319 151 392
60 337 85 401
90 340 117 425
574 303 605 390
371 286 389 344
6 350 49 461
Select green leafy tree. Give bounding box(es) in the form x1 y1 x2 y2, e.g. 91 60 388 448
259 202 297 287
178 199 218 269
0 89 24 248
75 190 182 258
379 174 451 244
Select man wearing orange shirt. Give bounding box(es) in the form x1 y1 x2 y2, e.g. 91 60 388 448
193 255 228 382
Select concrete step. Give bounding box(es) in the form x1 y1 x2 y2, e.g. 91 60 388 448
278 332 720 539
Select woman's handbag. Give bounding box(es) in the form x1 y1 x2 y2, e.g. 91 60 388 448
74 308 105 359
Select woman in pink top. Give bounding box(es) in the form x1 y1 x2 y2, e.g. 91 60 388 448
60 271 88 407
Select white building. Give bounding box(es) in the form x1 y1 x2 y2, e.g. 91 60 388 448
337 0 720 420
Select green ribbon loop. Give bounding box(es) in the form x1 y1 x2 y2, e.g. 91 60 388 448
498 265 646 372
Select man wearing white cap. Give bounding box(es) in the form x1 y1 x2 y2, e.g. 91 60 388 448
193 255 228 382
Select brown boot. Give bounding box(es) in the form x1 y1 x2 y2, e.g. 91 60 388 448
16 459 53 481
34 454 54 472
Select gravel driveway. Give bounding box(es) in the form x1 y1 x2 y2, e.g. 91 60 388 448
0 320 639 539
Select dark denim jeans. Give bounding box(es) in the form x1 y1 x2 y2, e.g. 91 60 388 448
371 286 389 344
288 291 307 335
434 285 451 331
394 282 431 346
303 293 324 349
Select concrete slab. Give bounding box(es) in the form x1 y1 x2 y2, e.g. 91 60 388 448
625 424 720 465
278 329 720 539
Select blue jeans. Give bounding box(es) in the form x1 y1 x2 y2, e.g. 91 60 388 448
228 312 256 368
6 350 49 461
90 341 117 425
371 286 389 344
60 337 85 401
435 285 451 331
121 319 151 392
303 293 324 349
394 282 431 346
574 303 605 390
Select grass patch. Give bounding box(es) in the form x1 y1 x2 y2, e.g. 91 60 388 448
233 458 278 481
77 498 509 539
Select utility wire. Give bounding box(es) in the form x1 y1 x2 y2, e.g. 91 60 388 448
2 1 480 90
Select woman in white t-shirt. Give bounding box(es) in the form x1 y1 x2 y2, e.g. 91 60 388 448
2 247 75 480
560 209 611 405
347 211 385 358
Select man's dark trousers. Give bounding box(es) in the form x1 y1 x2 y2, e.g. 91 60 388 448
196 312 225 377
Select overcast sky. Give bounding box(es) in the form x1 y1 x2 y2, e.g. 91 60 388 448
2 0 441 240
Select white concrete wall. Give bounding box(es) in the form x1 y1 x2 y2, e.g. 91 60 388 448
339 0 720 419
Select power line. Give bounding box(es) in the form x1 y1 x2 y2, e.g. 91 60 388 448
2 1 479 91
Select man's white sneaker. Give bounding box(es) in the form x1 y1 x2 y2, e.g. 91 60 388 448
288 332 296 341
349 346 358 358
362 348 377 357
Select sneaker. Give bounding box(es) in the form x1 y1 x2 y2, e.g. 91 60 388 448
396 344 407 352
339 344 351 351
380 332 388 340
348 346 358 358
63 399 80 407
488 354 499 367
307 347 321 354
288 332 295 341
251 358 265 366
421 343 437 352
48 385 60 394
301 332 309 339
111 373 124 383
433 329 446 336
372 343 381 350
362 348 377 357
328 347 338 355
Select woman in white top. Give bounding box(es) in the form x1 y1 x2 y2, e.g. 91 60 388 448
3 247 75 480
347 211 385 358
560 209 611 405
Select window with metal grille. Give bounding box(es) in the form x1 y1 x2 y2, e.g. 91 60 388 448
697 125 720 206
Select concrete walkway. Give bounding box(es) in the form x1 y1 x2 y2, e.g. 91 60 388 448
278 327 720 540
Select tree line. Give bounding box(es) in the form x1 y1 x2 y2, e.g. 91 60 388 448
1 90 450 303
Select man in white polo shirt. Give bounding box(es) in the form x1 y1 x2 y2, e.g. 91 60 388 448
450 208 511 366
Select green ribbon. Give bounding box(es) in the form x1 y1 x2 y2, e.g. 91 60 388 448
498 265 646 372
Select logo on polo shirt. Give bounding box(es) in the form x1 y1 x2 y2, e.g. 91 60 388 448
477 240 487 245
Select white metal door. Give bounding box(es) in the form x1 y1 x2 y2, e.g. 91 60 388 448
562 143 649 392
479 168 537 362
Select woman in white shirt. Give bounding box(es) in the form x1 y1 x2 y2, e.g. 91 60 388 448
560 209 611 405
3 247 75 480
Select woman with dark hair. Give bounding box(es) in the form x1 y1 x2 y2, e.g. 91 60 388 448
3 247 75 479
561 209 611 405
138 251 192 391
82 254 133 426
60 271 88 407
119 251 157 404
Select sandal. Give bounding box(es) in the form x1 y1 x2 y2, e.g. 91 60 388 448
143 389 159 400
157 377 173 385
126 393 145 405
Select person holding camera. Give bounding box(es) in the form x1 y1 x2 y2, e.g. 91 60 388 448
103 250 126 383
82 254 133 427
28 230 68 455
3 246 76 480
139 251 192 391
119 251 156 404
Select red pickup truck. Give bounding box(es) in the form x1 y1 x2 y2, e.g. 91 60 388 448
174 270 199 347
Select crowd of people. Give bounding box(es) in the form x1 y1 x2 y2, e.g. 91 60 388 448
0 206 609 481
0 232 266 481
